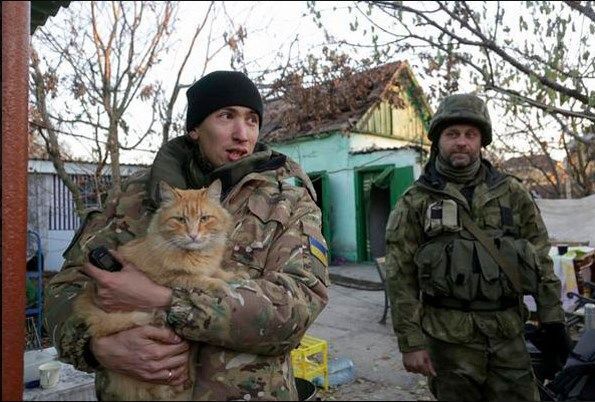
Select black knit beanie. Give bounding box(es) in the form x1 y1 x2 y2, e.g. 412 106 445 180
185 70 263 132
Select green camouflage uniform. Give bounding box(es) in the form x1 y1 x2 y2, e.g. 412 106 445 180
385 95 564 401
44 138 330 401
386 94 564 401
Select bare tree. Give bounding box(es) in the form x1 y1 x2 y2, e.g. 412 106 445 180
308 0 595 196
30 1 260 214
157 1 239 145
495 113 567 198
31 1 174 203
30 47 86 216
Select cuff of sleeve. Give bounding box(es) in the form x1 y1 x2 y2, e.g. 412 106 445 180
537 305 565 323
58 317 98 373
166 287 211 330
397 333 427 353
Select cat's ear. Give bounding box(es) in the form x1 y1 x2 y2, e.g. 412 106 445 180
206 179 222 201
159 181 178 204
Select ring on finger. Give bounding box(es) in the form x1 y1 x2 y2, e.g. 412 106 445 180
167 369 173 381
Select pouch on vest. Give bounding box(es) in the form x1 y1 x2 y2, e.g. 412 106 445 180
448 239 480 301
424 199 460 237
475 241 504 301
414 242 450 297
479 236 539 298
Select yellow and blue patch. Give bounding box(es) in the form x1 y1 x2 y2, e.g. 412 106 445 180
309 236 328 267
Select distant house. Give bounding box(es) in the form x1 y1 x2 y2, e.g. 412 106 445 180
500 154 567 199
261 61 432 263
28 159 147 271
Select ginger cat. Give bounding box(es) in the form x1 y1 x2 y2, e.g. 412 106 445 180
74 179 238 400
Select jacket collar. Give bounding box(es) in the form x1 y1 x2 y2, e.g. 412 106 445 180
145 136 314 207
417 156 507 191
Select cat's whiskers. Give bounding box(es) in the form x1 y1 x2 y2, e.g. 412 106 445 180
153 236 187 252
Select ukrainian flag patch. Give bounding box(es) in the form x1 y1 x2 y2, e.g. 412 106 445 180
309 236 328 267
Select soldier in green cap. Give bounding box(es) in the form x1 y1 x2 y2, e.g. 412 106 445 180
384 93 571 401
44 71 330 401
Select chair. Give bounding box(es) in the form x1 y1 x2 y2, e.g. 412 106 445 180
375 256 389 324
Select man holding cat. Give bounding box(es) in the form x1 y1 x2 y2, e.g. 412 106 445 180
45 71 330 400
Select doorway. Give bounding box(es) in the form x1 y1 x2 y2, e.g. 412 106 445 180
306 171 332 258
355 165 414 262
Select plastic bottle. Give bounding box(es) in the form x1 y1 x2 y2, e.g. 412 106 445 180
312 357 356 387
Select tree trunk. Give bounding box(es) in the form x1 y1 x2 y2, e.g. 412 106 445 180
107 121 121 195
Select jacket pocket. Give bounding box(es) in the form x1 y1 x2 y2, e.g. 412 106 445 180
414 242 450 297
228 193 291 278
247 193 291 227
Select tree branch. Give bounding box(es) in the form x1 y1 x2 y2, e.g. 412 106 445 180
563 0 595 22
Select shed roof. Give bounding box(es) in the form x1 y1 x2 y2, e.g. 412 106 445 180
260 61 429 143
31 1 71 34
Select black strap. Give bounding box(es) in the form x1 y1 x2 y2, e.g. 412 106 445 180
424 294 518 312
459 208 523 293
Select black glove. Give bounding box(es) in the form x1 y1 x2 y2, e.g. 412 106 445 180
538 322 573 379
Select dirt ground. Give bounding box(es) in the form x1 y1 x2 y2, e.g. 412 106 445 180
306 275 435 401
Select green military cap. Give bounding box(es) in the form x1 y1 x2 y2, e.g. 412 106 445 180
427 94 492 146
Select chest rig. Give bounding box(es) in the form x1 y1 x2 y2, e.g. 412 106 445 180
414 189 542 311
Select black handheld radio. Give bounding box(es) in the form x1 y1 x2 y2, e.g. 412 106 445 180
88 246 122 272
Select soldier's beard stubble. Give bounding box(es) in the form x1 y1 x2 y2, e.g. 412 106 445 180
442 149 480 168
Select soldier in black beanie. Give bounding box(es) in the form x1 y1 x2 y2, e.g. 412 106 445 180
47 67 329 401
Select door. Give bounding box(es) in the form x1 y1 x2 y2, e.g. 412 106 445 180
306 171 332 259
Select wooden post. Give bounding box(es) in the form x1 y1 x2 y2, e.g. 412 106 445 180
2 1 30 400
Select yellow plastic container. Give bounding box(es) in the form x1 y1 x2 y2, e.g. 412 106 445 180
291 334 329 389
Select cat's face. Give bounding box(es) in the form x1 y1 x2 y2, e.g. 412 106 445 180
153 181 232 251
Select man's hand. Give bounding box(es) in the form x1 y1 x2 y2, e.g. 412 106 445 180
540 322 573 379
402 350 437 377
90 325 191 386
82 250 172 313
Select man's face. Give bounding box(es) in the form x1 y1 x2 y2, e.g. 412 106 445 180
189 106 259 168
438 124 482 168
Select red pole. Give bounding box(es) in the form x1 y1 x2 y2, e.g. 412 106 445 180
2 1 30 400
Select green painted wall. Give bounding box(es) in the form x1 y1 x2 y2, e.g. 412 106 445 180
270 132 420 262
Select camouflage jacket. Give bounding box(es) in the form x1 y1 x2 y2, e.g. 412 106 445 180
44 139 330 400
385 159 564 353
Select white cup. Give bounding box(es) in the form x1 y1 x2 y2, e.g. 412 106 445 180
39 361 61 389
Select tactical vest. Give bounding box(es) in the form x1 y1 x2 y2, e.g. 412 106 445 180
413 189 543 310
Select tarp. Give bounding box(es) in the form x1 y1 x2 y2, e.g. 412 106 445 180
536 194 595 247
